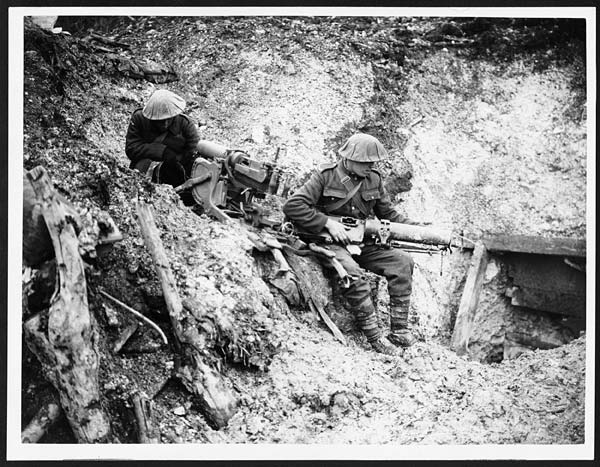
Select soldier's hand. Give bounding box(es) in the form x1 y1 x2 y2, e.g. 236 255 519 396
163 147 181 164
325 218 350 244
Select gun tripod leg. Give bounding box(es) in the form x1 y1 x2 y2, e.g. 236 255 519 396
190 161 230 222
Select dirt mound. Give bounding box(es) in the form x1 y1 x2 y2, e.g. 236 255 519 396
20 16 587 447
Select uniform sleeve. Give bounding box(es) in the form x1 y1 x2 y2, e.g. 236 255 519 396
181 117 201 167
283 171 329 233
182 120 200 156
125 112 166 163
373 178 414 224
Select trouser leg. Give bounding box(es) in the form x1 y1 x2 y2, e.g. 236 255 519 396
133 158 186 187
326 245 397 355
133 158 194 205
157 159 187 187
358 245 414 300
358 246 416 347
326 245 372 310
389 296 410 331
133 158 157 179
353 297 381 342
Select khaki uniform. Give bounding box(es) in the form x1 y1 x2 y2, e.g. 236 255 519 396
283 161 414 306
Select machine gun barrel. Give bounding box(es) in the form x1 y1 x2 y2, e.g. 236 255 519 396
328 216 453 247
363 218 453 246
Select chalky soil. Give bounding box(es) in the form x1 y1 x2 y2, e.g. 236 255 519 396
21 16 586 448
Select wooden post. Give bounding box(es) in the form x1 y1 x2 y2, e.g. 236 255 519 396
450 241 489 356
131 394 160 443
21 400 61 443
24 166 111 443
135 200 237 428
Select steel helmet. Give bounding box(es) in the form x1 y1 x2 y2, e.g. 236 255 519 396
338 133 388 162
142 89 186 120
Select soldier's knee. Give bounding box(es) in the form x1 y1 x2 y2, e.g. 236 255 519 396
343 274 372 306
389 249 414 274
348 274 371 295
406 254 415 273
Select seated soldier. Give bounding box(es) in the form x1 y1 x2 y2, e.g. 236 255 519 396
125 89 200 187
283 133 422 355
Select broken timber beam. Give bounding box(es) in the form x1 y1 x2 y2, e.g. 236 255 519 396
309 299 347 345
135 200 237 429
24 166 111 443
89 32 131 49
131 393 160 443
451 241 489 356
482 235 585 257
21 399 61 443
113 322 139 353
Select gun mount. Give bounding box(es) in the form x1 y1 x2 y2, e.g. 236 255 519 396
189 140 285 226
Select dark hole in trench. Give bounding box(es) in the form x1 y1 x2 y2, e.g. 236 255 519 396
453 248 586 364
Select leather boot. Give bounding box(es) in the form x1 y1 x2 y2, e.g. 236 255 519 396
370 336 398 355
355 300 398 355
388 298 416 347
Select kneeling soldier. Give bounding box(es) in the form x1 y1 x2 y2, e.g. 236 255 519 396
283 133 421 355
125 89 200 187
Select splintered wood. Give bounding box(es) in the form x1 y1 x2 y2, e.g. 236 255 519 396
23 166 111 443
135 200 237 429
132 394 160 443
21 400 61 443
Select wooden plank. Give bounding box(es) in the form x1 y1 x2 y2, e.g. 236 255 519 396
482 235 585 257
510 288 586 318
136 201 237 429
505 253 585 317
308 299 347 346
131 394 160 443
136 201 185 323
507 254 585 293
113 323 139 353
451 241 489 356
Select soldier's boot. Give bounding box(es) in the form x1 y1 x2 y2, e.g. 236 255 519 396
388 298 416 347
355 300 397 355
370 336 398 355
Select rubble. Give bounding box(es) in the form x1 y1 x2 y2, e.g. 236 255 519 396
20 16 586 446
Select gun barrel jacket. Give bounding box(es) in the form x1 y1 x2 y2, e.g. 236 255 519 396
283 161 407 232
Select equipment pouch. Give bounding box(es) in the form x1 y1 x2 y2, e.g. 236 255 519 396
323 187 347 199
361 188 381 202
323 182 363 213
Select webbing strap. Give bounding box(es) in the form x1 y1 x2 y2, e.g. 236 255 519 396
153 131 168 145
323 164 371 215
323 179 363 213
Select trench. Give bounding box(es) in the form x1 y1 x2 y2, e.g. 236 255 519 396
20 15 587 445
433 240 586 364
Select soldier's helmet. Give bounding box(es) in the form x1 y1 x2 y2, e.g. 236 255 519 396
338 133 388 162
142 89 186 120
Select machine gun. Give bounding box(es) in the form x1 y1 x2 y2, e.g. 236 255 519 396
295 215 456 255
181 140 285 226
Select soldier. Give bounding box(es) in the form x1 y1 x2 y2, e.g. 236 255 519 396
283 133 421 355
125 89 200 187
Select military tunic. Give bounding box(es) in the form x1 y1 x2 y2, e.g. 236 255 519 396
125 109 200 184
283 161 410 232
283 161 414 305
